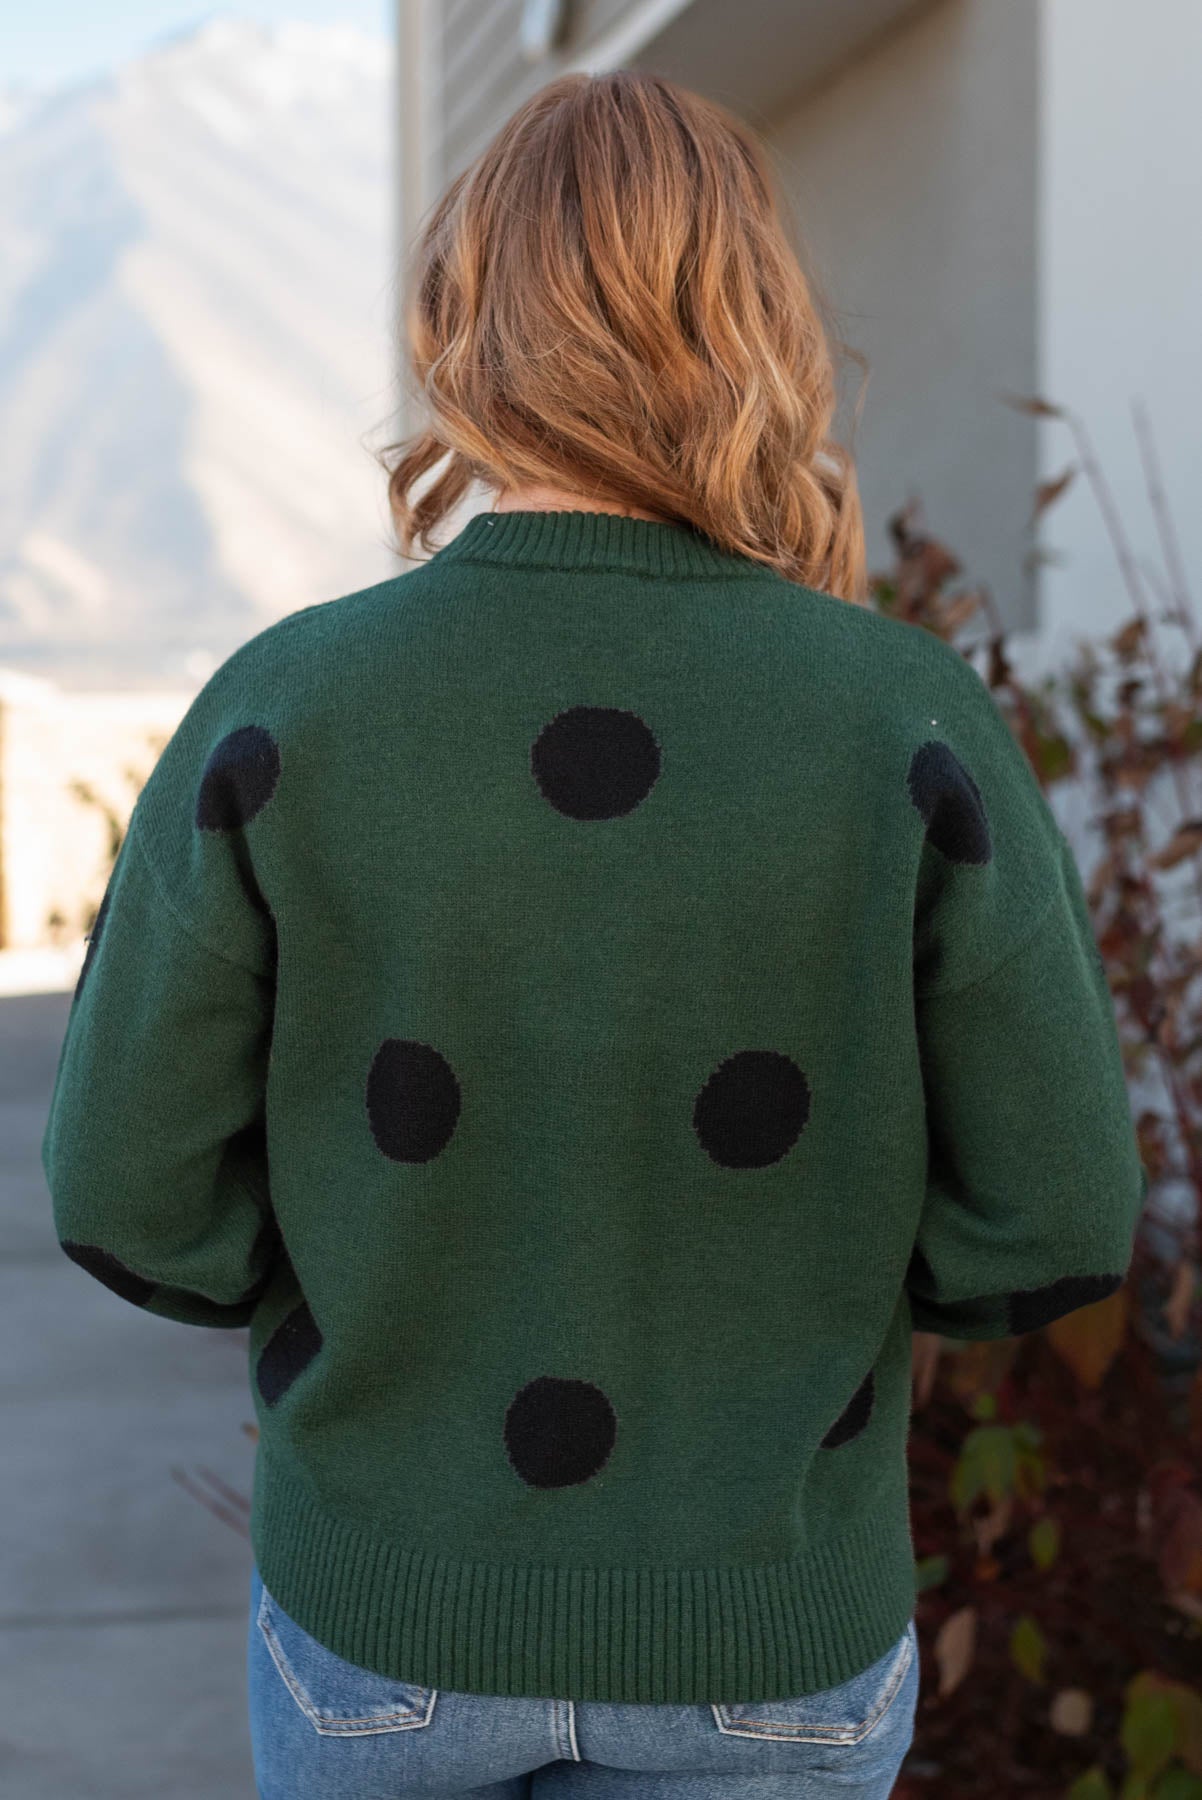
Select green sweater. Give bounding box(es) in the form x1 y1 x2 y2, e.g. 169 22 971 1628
42 507 1146 1704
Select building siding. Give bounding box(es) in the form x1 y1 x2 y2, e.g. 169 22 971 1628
439 0 670 180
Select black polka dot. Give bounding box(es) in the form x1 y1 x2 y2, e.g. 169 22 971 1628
692 1050 810 1169
75 885 112 997
366 1039 462 1163
503 1376 618 1488
821 1370 875 1449
196 726 281 831
531 706 660 820
1007 1273 1123 1335
907 741 992 864
257 1301 323 1407
60 1241 155 1306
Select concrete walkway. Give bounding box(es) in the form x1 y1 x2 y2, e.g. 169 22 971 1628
0 989 259 1798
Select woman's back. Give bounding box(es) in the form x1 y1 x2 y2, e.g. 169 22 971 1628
42 499 1144 1705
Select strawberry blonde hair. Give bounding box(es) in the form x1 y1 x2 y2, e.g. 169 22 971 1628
384 69 867 600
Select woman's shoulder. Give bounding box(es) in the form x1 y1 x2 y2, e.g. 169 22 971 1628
748 567 1003 735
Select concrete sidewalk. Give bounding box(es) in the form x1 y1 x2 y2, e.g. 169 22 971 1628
0 990 259 1798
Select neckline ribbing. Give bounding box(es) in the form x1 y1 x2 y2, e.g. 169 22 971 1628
429 509 782 582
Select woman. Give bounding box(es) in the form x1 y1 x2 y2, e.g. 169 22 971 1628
43 69 1146 1799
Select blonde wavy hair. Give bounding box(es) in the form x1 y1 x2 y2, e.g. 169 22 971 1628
383 68 868 600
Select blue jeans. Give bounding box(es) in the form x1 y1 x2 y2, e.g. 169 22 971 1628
247 1565 919 1798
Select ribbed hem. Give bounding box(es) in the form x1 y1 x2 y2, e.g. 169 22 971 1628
250 1445 917 1704
429 508 782 583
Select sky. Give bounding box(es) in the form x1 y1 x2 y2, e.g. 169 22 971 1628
1 2 391 90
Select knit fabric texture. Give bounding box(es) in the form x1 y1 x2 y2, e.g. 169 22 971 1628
41 507 1147 1704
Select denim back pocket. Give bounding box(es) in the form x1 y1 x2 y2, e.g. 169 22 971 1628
257 1582 438 1736
711 1618 917 1744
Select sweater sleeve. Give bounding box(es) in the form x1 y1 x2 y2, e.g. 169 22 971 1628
40 672 283 1328
904 676 1147 1341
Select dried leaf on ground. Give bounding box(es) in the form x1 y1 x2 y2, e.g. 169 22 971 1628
1047 1287 1129 1389
935 1606 977 1698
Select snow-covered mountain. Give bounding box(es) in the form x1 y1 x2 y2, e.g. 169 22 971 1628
0 20 401 688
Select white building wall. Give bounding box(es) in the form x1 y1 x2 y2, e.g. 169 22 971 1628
0 668 192 957
1036 0 1202 671
765 0 1040 635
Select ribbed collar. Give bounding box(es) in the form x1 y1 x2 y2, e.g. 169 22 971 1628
430 508 780 582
